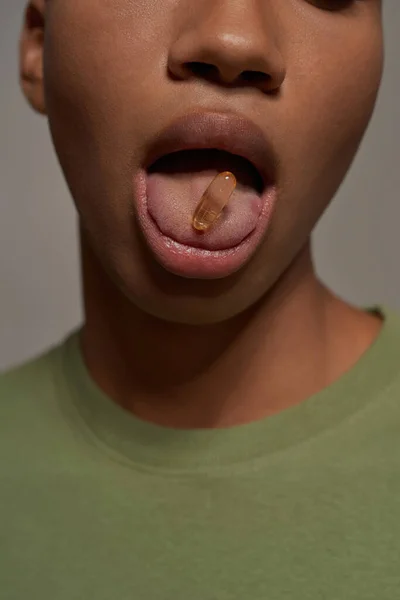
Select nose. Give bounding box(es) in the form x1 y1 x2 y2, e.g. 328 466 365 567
168 1 286 94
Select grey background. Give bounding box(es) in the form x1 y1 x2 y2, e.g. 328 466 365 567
1 1 399 371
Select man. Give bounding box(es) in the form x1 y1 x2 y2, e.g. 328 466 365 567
2 0 398 598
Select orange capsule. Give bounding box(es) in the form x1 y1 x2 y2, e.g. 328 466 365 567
192 171 237 232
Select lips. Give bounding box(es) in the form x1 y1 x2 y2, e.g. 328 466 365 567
133 111 278 280
143 111 277 186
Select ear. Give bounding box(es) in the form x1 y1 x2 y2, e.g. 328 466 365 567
20 0 47 115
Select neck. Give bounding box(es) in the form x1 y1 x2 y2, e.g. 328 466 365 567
79 233 382 428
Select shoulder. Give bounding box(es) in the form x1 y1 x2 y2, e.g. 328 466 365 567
0 348 56 401
0 332 84 474
0 340 67 430
0 340 72 465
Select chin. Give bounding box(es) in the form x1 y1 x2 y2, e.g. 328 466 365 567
117 272 259 325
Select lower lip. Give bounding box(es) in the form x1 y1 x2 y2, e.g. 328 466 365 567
133 170 277 280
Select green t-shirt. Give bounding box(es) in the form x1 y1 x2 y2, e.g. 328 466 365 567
1 307 400 599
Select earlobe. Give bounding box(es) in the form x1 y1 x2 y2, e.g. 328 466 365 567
20 1 47 115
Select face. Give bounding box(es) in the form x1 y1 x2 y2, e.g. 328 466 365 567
21 0 383 324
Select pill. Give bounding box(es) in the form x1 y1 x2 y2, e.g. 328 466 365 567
192 171 237 232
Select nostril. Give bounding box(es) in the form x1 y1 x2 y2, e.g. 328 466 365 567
241 71 271 85
184 63 273 91
187 62 220 81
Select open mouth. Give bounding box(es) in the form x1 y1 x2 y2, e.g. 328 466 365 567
133 111 278 280
148 148 265 195
134 150 277 279
145 148 267 251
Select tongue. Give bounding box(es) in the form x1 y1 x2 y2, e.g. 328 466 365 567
146 153 263 250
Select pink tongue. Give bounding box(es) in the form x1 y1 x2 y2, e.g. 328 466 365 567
146 170 262 250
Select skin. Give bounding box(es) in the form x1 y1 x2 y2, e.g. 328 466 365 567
20 0 384 428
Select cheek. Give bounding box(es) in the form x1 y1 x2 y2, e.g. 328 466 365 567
272 23 383 236
43 0 166 191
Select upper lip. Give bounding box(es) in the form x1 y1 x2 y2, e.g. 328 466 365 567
144 111 277 187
